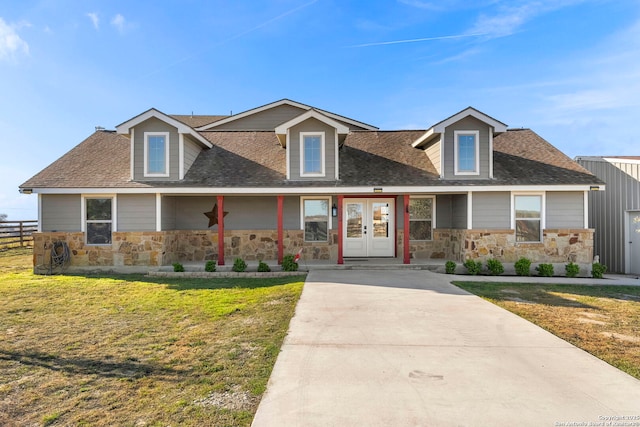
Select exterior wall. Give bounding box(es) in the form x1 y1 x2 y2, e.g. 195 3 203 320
578 158 640 273
118 194 156 231
452 194 467 229
183 136 201 175
133 117 180 181
472 192 510 229
288 118 337 181
425 139 441 176
436 194 452 228
41 194 81 231
546 191 584 228
399 229 464 261
442 116 491 179
212 104 306 130
161 196 176 230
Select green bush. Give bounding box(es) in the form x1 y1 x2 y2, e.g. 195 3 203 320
591 262 607 279
282 254 299 272
204 260 216 272
232 258 247 273
172 262 185 272
463 259 482 275
486 258 504 276
258 261 271 272
514 257 531 276
445 260 456 274
536 263 554 277
565 262 580 278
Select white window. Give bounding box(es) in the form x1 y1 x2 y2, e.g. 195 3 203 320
409 197 434 240
144 132 170 177
85 197 114 245
301 197 330 242
454 130 479 175
514 194 543 242
300 132 325 177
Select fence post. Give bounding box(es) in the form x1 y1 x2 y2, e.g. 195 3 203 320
20 221 24 247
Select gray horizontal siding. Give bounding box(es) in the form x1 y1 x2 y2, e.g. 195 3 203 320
473 192 510 229
452 194 468 229
183 136 201 176
133 117 179 181
118 194 156 231
161 196 176 231
436 194 452 228
41 194 81 231
213 104 306 130
443 116 491 180
546 192 584 229
289 118 337 181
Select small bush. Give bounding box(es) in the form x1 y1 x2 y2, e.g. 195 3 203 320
258 261 271 272
536 263 554 277
591 262 607 279
172 262 184 272
514 257 531 276
282 254 299 272
463 259 482 275
486 258 504 276
232 258 247 273
445 260 456 274
565 262 580 278
204 260 216 272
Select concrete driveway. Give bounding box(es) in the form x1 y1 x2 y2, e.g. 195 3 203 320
252 270 640 427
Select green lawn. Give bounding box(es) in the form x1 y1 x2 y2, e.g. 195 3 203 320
0 248 304 426
455 281 640 380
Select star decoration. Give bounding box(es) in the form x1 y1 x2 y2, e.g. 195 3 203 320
204 203 229 228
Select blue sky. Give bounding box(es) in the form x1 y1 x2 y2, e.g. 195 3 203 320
1 0 639 220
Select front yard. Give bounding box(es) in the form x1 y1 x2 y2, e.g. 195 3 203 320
455 281 640 380
0 248 304 426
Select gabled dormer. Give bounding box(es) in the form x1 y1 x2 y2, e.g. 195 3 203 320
116 109 212 181
413 107 507 179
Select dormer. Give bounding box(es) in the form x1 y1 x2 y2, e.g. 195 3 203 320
116 109 212 181
413 107 507 179
275 109 350 181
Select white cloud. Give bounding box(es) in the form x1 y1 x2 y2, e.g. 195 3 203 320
111 14 125 34
0 17 29 61
87 12 99 30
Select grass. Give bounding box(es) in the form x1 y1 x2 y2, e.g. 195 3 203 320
0 248 304 426
455 281 640 379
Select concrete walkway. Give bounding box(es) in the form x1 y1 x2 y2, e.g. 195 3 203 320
252 270 640 427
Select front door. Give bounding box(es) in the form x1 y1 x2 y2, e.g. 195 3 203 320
343 198 395 257
629 211 640 274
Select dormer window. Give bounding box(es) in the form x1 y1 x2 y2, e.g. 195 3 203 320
144 132 170 177
454 130 479 175
300 132 325 177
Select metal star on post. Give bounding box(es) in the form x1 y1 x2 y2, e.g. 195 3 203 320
203 203 228 228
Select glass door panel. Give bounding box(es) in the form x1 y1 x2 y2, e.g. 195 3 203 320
346 203 363 238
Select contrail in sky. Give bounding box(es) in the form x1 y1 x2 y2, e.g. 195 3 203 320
347 33 487 48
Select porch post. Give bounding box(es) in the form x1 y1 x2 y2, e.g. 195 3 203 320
217 195 225 266
337 195 344 264
403 194 410 264
277 195 284 265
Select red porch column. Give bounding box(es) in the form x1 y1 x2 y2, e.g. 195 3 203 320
337 195 344 264
217 195 225 266
277 195 284 265
403 194 410 264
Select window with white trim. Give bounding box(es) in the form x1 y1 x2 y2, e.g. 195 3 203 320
454 130 479 175
514 195 542 242
409 197 434 240
301 197 330 242
85 198 113 245
300 132 325 177
144 132 170 177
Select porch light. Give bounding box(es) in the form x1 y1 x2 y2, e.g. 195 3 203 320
373 187 383 193
332 204 338 217
590 186 600 191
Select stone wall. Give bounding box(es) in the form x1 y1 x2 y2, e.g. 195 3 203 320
399 229 465 261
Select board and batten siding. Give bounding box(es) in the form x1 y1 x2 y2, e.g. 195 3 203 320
183 136 201 176
472 192 510 229
41 194 81 231
117 194 156 231
288 118 337 181
545 192 584 229
442 116 492 180
577 157 640 273
133 117 180 181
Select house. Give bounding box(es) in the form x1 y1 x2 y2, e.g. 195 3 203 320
575 156 640 274
20 99 603 272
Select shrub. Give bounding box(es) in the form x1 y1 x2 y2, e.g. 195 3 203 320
463 259 482 275
205 260 216 272
445 260 456 274
232 258 247 273
514 257 531 276
591 262 607 279
565 262 580 278
536 263 554 277
282 254 299 272
258 261 271 272
486 258 504 276
172 262 184 272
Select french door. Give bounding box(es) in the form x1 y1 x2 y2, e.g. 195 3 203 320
343 198 395 257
